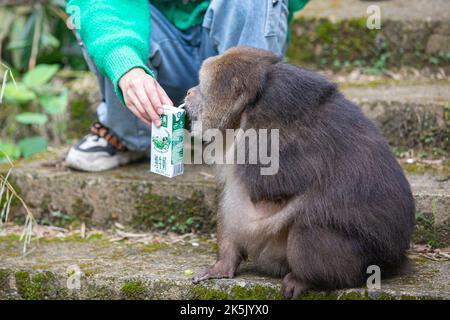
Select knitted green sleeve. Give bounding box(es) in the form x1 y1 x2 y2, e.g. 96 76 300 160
66 0 154 103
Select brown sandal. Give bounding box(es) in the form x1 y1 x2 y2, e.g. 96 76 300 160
90 122 127 152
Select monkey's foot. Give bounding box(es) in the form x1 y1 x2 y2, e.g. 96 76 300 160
282 272 308 299
192 261 236 283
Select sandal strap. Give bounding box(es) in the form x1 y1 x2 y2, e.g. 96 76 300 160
90 122 127 152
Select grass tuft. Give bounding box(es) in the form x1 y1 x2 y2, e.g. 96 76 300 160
0 150 36 254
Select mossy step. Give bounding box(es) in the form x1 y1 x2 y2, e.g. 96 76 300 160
288 0 450 71
0 235 448 300
341 83 449 152
9 151 450 247
298 0 450 22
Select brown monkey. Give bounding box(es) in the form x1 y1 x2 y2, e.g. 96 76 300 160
184 47 415 298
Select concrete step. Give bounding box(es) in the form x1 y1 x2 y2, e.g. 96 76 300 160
8 150 450 247
341 83 450 152
0 234 448 300
288 0 450 70
297 0 450 21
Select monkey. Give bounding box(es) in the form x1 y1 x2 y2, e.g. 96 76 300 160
183 47 415 299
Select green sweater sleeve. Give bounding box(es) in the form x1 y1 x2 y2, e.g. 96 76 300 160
66 0 154 102
288 0 309 23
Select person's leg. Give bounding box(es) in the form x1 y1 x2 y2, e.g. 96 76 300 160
148 7 204 106
200 0 289 58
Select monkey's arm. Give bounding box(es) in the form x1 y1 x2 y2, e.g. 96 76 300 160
250 195 305 237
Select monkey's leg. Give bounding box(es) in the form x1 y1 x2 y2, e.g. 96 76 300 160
283 226 364 299
192 239 243 283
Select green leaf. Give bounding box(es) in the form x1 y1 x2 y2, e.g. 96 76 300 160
16 112 48 125
17 136 47 158
41 31 60 49
8 16 27 70
0 142 21 161
39 91 68 115
23 64 59 87
3 83 36 104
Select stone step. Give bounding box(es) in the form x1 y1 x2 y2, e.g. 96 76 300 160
8 150 450 247
298 0 450 21
341 83 449 152
288 0 450 71
0 235 448 300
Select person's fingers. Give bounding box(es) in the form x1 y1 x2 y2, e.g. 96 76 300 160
127 90 153 126
125 90 146 118
134 86 159 125
144 80 164 121
156 82 173 107
128 78 153 123
138 82 161 125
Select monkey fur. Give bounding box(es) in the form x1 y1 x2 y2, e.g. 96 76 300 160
184 47 415 299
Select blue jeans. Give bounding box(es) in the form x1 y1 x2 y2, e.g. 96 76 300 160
82 0 289 151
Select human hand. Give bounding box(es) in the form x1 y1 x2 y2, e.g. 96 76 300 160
119 68 173 126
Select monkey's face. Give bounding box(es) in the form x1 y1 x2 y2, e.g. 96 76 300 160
184 47 279 135
184 84 202 121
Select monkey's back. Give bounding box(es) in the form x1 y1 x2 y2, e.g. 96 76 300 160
238 63 416 280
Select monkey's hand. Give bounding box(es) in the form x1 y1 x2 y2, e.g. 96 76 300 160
192 260 236 283
119 67 173 127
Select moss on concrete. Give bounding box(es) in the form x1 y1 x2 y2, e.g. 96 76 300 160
37 199 80 228
120 280 148 300
0 234 21 242
287 17 450 71
338 291 371 300
85 285 114 300
297 291 339 300
0 236 448 300
191 284 284 300
190 286 418 300
71 197 94 223
363 101 450 153
133 189 215 234
68 96 96 139
401 161 450 175
39 233 105 244
141 242 169 253
14 271 62 300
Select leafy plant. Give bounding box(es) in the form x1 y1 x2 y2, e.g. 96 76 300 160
0 63 68 162
0 1 86 72
364 51 391 75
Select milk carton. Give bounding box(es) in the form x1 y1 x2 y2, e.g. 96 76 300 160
150 104 185 177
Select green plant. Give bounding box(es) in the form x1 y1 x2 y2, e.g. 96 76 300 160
0 62 68 162
0 1 86 72
364 51 391 75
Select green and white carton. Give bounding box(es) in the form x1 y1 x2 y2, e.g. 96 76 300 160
150 104 185 178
